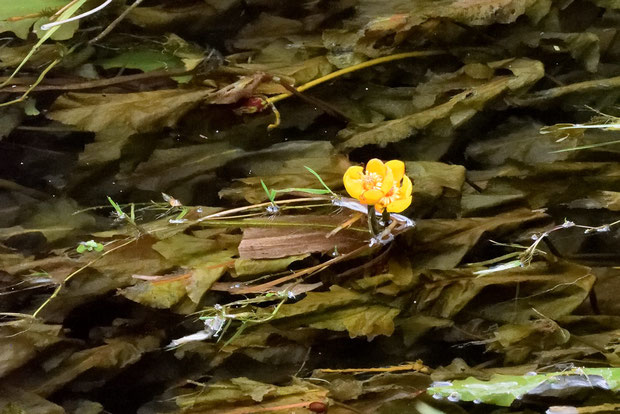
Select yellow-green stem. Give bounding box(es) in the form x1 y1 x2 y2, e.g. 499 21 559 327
266 50 444 105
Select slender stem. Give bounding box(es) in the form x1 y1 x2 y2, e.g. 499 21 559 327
0 68 191 93
0 59 59 107
382 209 391 226
367 205 380 235
32 238 136 319
89 0 145 44
266 50 445 105
212 243 373 294
274 77 351 123
198 197 326 221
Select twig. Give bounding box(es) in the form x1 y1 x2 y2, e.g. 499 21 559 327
32 238 136 319
89 0 145 44
211 243 373 294
274 77 351 123
317 360 430 374
0 68 191 93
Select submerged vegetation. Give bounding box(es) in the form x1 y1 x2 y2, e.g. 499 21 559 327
1 0 620 413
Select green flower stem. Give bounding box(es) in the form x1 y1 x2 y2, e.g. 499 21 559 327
382 209 391 226
367 205 381 236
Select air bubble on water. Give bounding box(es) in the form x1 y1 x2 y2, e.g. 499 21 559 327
447 392 460 402
473 399 482 404
525 371 538 376
432 393 442 400
597 225 610 233
562 220 575 228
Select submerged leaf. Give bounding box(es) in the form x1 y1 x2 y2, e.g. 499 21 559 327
405 208 547 269
0 386 64 414
3 335 161 397
173 377 328 413
413 261 594 322
0 198 95 243
338 59 544 149
47 89 213 164
219 141 350 204
0 320 62 377
273 285 400 339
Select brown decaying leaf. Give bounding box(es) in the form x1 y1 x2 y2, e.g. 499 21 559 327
238 214 369 259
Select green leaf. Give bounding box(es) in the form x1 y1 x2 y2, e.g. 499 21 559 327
0 0 68 39
427 368 620 407
95 35 204 75
96 49 184 73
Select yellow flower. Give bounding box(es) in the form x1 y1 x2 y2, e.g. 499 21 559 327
343 158 413 213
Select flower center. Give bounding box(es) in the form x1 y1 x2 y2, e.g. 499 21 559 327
381 186 400 205
361 172 382 191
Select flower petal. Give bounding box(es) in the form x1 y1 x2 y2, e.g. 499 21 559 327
365 158 386 176
385 160 405 183
380 164 395 192
400 175 413 197
343 166 364 199
360 189 383 205
386 195 412 213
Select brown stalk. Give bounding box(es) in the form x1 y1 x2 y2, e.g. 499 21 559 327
0 68 191 92
211 243 374 294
